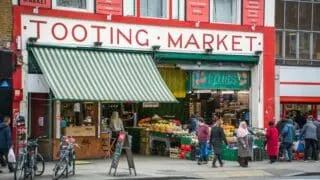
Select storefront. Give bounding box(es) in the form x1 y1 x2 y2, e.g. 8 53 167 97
277 66 320 127
12 3 275 159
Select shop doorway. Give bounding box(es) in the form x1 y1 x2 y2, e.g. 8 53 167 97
187 90 250 127
281 103 319 128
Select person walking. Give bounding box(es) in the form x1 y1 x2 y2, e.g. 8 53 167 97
210 120 228 168
188 112 199 135
281 118 295 162
197 118 209 165
313 119 320 161
0 116 14 173
301 115 318 161
237 121 252 167
265 121 279 163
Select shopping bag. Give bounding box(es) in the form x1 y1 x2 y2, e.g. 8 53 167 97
293 141 299 151
8 148 16 163
296 141 304 153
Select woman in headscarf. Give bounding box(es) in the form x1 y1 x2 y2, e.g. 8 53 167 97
210 119 228 168
237 121 252 167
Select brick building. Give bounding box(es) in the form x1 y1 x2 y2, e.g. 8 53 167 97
0 0 13 123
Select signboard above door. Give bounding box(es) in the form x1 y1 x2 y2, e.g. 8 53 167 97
191 71 250 90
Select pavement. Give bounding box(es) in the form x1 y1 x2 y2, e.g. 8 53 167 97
1 155 320 179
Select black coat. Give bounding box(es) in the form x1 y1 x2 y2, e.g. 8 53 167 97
210 126 227 154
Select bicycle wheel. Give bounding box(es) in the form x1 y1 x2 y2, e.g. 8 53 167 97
35 153 45 176
29 154 35 180
72 151 76 176
52 158 67 180
14 155 25 180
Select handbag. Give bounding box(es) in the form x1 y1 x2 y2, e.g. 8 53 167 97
8 147 16 163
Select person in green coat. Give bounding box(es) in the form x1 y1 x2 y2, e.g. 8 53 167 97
210 120 228 168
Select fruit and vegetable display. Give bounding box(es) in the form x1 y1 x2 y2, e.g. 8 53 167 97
138 115 186 134
222 124 236 137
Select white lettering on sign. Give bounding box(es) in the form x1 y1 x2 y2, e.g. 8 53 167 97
22 15 263 54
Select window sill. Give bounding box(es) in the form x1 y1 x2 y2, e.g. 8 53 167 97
53 6 94 13
140 16 169 20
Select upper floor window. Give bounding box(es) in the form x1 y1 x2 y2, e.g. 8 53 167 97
140 0 168 18
52 0 94 12
124 0 136 16
172 0 185 20
211 0 241 24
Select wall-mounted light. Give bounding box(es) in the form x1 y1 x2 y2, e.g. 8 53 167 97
195 21 200 28
205 48 213 54
254 50 263 56
152 45 161 51
94 41 103 47
196 61 201 67
107 14 112 21
33 7 39 14
28 37 37 44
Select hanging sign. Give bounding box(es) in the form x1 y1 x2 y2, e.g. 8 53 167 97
96 0 123 15
186 0 209 22
243 0 264 26
192 71 250 90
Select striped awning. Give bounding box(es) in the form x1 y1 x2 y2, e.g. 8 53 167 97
29 46 176 102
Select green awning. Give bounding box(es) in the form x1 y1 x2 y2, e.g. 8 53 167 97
29 46 176 102
154 52 259 63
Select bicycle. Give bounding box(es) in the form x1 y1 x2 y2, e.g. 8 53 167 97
14 140 37 180
52 136 79 180
32 136 46 176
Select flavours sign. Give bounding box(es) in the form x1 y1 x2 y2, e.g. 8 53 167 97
21 15 263 54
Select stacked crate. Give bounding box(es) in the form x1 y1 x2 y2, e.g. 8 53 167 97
169 148 180 159
140 128 150 155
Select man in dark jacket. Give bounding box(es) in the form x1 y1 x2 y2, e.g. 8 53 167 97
210 120 227 167
188 112 199 135
301 116 318 161
0 116 13 173
313 119 320 161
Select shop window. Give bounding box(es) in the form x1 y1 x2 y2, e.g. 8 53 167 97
313 33 320 60
276 31 283 58
275 0 284 28
140 0 168 18
172 0 185 20
123 0 136 16
60 102 98 136
285 31 297 58
285 1 298 29
52 0 94 12
212 0 240 24
314 3 320 31
299 32 311 59
299 2 312 30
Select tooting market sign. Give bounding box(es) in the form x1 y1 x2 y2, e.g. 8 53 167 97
21 15 263 54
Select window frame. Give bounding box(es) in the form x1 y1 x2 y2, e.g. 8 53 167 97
209 0 241 25
276 0 320 65
140 0 170 19
52 0 94 13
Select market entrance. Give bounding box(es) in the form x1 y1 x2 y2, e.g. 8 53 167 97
187 71 251 129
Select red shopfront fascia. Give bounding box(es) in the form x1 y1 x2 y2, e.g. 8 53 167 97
12 6 275 128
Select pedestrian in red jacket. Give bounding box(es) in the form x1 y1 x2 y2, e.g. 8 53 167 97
266 121 279 163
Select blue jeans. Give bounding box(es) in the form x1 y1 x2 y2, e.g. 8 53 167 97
283 142 293 161
199 141 207 161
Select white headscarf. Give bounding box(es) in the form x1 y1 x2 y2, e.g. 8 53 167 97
237 121 249 138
